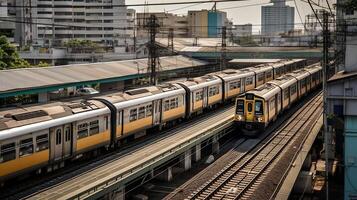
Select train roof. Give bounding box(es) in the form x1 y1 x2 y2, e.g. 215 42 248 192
0 100 106 131
268 75 297 89
244 83 281 100
176 75 222 91
248 64 274 73
211 69 255 81
304 64 322 73
287 69 311 80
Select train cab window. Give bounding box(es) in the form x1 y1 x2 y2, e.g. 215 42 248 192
146 105 152 117
36 134 49 152
255 100 263 115
56 129 62 145
247 103 253 112
246 77 253 86
77 123 89 139
138 106 146 119
19 138 34 157
195 91 203 101
164 100 170 111
129 109 138 122
236 100 244 114
0 143 16 163
284 89 289 100
89 120 100 135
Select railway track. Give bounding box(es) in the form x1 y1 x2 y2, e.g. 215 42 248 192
186 92 323 200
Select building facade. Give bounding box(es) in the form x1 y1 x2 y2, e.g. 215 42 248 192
13 0 128 46
261 0 294 35
136 12 188 38
188 10 228 38
232 24 253 37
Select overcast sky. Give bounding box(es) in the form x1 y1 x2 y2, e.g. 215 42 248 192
127 0 336 33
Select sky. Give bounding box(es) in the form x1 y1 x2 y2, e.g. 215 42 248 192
127 0 336 33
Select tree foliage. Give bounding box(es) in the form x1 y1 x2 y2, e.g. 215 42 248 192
37 61 50 67
0 36 30 70
64 39 99 48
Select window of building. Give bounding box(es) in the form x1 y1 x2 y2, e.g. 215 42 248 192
129 108 138 122
19 138 33 157
77 123 89 139
0 143 16 163
89 120 100 135
36 134 49 152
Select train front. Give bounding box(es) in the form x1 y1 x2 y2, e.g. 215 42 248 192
234 93 265 136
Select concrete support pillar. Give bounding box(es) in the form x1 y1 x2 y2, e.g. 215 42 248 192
155 167 173 182
38 92 49 103
212 136 220 154
195 143 201 162
184 150 192 171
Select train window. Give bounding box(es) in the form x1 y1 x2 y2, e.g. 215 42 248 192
291 84 297 95
229 81 240 90
266 71 272 79
118 112 121 125
36 134 49 152
164 100 170 111
236 100 244 114
284 89 289 100
246 77 253 85
146 105 152 117
301 79 306 87
138 106 146 119
170 98 178 109
255 100 263 115
129 108 138 122
0 143 16 163
246 94 254 100
105 116 109 130
65 127 71 141
247 103 253 112
89 120 100 135
56 129 62 145
195 91 203 101
209 86 219 97
77 123 89 139
19 138 33 157
258 74 264 82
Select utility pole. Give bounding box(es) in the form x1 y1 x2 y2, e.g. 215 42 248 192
168 28 174 54
220 26 227 71
322 10 330 200
145 15 160 85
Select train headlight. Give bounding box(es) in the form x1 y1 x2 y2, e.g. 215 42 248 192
237 115 243 121
257 117 263 122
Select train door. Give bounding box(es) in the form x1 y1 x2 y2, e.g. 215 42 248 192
52 126 64 161
246 100 254 122
63 124 72 158
203 87 208 108
153 100 161 125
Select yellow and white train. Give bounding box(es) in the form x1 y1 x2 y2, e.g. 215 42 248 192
234 64 322 136
0 59 307 182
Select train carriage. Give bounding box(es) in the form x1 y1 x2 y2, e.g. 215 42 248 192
268 75 298 110
289 70 311 98
305 64 323 89
212 69 255 101
249 65 274 87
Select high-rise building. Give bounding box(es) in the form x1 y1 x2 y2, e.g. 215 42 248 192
232 24 253 37
261 0 294 35
13 0 128 46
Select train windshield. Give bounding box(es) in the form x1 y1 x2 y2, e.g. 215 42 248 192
255 100 263 115
236 100 244 114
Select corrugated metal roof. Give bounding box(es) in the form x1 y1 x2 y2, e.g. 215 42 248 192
0 55 208 94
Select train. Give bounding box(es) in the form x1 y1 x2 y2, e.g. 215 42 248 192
0 59 307 182
234 64 322 136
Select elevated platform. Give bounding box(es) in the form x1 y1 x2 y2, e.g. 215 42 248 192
27 106 235 200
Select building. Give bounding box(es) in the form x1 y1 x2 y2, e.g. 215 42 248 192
261 0 294 35
0 0 15 41
232 24 253 37
13 0 128 47
136 12 188 38
187 10 229 38
327 1 357 199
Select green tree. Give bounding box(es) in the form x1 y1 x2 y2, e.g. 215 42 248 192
0 36 30 70
37 61 50 67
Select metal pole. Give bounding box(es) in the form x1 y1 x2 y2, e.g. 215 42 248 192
322 10 329 200
221 26 227 71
